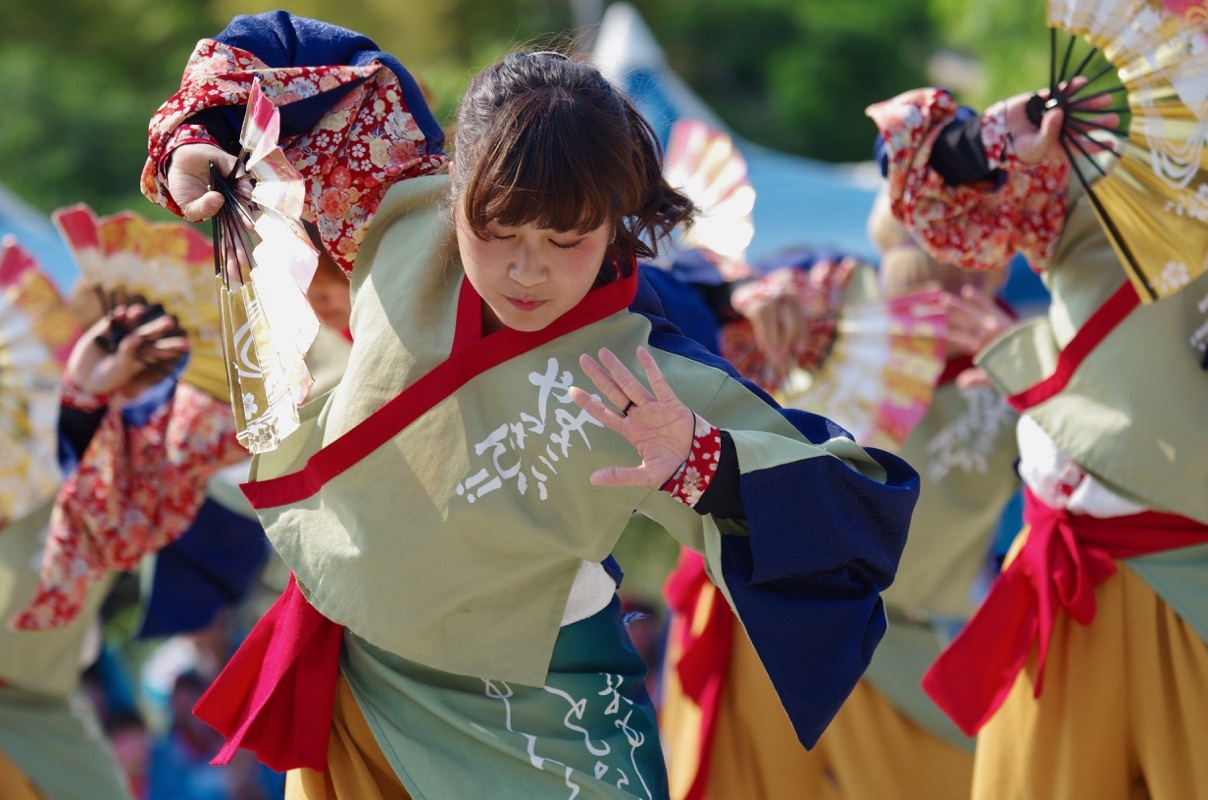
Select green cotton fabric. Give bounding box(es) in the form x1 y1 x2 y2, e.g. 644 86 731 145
975 192 1208 648
859 381 1017 747
1125 544 1208 646
344 596 668 800
976 195 1208 526
249 174 888 687
881 381 1019 621
861 616 974 753
0 687 131 800
0 501 114 697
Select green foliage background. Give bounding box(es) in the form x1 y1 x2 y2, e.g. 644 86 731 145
0 0 1049 218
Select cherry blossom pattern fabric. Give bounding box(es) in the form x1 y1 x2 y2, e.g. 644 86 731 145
141 39 449 274
866 88 1070 273
12 380 246 630
663 416 723 508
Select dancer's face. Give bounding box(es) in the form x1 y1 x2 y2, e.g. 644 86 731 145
456 203 610 334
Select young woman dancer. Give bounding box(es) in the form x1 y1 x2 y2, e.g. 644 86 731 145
144 12 918 798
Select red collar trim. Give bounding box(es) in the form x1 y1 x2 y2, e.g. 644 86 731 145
241 264 638 510
1006 281 1139 411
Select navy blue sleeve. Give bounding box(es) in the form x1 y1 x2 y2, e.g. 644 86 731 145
639 264 726 357
720 442 916 748
195 11 443 153
638 268 919 747
137 499 271 639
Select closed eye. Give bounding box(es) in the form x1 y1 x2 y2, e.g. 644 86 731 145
551 239 584 250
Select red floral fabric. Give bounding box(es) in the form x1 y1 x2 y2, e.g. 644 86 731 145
141 39 449 274
865 88 1070 273
12 380 246 631
58 379 111 414
661 415 722 507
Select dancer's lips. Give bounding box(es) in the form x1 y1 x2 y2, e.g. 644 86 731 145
507 297 544 312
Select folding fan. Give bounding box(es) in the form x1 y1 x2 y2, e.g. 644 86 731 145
208 77 320 454
663 119 757 281
0 237 79 524
52 203 226 403
776 287 949 450
1031 0 1208 302
721 259 949 450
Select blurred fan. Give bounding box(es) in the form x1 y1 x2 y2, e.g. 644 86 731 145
722 258 949 450
663 119 757 280
0 237 79 524
209 77 320 454
52 203 225 401
778 287 949 450
1031 0 1208 301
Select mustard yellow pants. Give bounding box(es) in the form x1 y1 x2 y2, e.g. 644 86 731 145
663 620 973 800
0 747 45 800
286 672 412 800
971 565 1208 800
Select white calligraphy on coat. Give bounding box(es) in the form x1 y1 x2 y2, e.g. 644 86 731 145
456 357 604 503
925 386 1014 482
483 672 655 799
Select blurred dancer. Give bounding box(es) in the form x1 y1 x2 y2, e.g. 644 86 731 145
868 78 1208 799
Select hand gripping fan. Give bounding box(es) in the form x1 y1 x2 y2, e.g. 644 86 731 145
1031 0 1208 301
208 77 320 454
0 237 79 524
52 203 224 400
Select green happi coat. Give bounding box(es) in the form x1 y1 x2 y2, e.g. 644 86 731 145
865 380 1020 751
237 174 917 797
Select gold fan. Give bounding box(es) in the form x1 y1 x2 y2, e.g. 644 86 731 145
0 237 79 524
1033 0 1208 302
52 203 226 401
208 77 320 454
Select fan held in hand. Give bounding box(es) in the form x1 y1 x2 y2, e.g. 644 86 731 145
1031 0 1208 302
208 77 321 454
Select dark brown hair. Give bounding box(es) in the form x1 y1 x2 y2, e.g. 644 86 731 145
451 51 695 271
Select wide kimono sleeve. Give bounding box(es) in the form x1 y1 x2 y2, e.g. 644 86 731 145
636 280 919 748
865 87 1071 273
11 375 247 631
140 10 447 273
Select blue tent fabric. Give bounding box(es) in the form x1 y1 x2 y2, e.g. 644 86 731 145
0 184 78 291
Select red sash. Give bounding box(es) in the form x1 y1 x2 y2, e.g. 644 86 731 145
663 549 735 800
192 574 342 772
922 488 1208 736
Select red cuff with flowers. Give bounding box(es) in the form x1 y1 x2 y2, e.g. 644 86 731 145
158 124 222 178
59 378 111 413
661 415 722 507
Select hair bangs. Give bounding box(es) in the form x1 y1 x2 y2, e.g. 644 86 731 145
462 90 627 237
